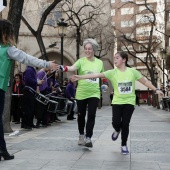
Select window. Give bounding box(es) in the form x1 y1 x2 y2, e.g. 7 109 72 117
125 33 134 38
136 56 146 62
139 5 153 12
121 7 134 15
111 22 115 26
111 9 115 16
121 21 134 27
136 15 154 24
121 45 133 51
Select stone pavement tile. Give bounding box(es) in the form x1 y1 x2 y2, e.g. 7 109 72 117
43 160 77 170
80 150 130 162
31 150 84 161
130 161 160 170
131 153 170 163
54 160 103 170
159 163 170 170
8 138 86 151
13 150 42 158
131 123 170 132
100 161 130 170
0 158 25 166
131 140 170 153
0 165 40 170
13 159 50 170
0 159 45 170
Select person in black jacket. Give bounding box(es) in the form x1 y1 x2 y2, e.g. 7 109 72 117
65 79 76 120
11 73 24 124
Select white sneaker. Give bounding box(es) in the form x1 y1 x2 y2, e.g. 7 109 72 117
121 146 129 155
84 137 93 148
78 135 85 145
111 130 120 141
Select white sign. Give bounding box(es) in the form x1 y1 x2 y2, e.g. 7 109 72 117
0 0 7 12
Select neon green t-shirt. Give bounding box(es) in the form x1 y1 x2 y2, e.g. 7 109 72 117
74 57 104 100
104 67 142 105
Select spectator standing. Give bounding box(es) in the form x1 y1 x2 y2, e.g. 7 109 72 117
11 73 24 124
65 78 76 120
0 19 57 160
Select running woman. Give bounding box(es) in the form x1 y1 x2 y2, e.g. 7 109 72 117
58 38 105 148
71 51 164 154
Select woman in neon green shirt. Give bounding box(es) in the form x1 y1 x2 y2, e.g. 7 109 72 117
59 38 105 148
72 51 164 154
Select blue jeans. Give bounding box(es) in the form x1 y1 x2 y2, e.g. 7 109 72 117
0 89 7 150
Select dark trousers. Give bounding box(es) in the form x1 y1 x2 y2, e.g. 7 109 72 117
112 104 135 146
36 101 48 125
77 97 99 138
0 89 6 150
11 96 22 122
67 99 75 119
36 89 48 125
21 88 35 127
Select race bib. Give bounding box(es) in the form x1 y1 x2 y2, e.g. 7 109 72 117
86 77 99 84
118 82 132 94
85 70 99 84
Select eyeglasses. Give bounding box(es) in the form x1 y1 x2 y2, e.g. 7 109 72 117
15 78 19 79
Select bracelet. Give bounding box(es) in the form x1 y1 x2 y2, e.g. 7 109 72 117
64 66 68 72
60 65 68 72
154 88 159 93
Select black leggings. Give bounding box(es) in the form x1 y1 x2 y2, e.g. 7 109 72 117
112 104 135 146
0 89 6 150
77 97 99 138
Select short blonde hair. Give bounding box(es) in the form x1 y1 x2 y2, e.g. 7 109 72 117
83 38 99 52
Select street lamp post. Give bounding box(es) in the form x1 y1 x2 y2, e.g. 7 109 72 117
161 49 166 88
153 64 158 87
152 64 160 109
57 18 68 86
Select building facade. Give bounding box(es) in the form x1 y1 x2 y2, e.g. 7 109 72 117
2 0 114 105
111 0 167 102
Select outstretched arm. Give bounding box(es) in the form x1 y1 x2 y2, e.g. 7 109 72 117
57 64 77 72
138 77 164 96
71 73 105 81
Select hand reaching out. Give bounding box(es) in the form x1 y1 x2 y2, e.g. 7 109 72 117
70 75 80 82
48 61 61 72
156 90 164 97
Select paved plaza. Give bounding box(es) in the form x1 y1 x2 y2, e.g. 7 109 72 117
1 105 170 170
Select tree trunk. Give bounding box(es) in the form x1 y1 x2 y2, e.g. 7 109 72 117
36 34 49 60
2 0 24 133
76 28 81 60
